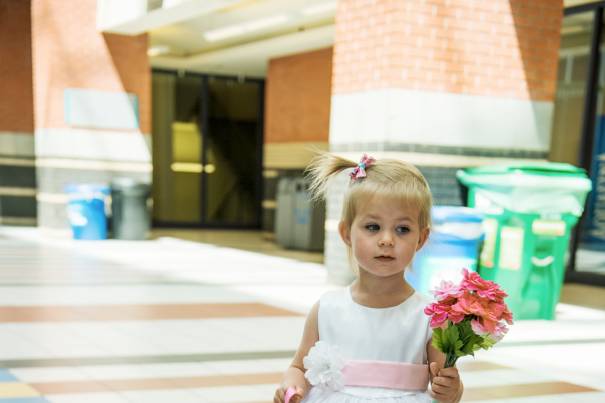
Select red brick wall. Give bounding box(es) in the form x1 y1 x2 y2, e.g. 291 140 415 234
0 0 34 133
265 47 333 143
332 0 562 101
31 0 150 132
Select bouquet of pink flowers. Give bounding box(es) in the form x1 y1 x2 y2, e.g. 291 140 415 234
424 269 513 368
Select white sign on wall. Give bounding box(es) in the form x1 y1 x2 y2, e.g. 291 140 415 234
64 88 139 130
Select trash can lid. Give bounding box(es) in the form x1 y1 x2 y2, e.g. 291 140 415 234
432 206 483 224
110 178 150 193
459 162 587 178
65 184 109 201
456 162 592 193
456 162 592 216
65 184 109 194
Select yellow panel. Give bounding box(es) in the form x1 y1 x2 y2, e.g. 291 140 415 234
172 122 201 163
0 383 40 397
499 227 525 271
173 172 201 222
480 218 498 269
264 142 329 169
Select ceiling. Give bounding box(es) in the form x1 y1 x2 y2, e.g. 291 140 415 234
100 0 336 78
100 0 589 78
564 0 602 7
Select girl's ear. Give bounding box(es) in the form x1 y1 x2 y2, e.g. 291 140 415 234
416 227 430 251
338 221 352 246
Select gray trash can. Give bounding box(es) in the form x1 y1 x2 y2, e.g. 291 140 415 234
293 178 325 251
275 177 325 251
110 178 151 240
275 177 296 248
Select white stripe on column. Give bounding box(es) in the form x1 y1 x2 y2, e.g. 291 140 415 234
330 89 553 151
35 128 152 162
0 132 35 158
36 158 152 172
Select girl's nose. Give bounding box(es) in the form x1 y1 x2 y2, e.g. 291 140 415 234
378 237 394 247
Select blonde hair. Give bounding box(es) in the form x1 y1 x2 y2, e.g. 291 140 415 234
306 152 433 231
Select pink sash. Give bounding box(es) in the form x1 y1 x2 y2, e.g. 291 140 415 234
342 360 429 391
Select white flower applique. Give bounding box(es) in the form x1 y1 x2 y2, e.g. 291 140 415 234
303 341 345 391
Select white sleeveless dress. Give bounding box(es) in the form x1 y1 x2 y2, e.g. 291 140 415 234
301 287 433 403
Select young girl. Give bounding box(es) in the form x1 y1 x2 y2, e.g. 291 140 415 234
274 153 463 403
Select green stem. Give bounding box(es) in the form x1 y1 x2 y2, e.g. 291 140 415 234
445 352 458 368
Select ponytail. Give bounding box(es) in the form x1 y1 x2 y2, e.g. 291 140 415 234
305 151 432 230
306 152 357 201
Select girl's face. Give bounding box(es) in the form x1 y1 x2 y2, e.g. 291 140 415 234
339 196 429 278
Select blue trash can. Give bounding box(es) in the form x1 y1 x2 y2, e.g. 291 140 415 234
65 184 109 240
405 206 484 296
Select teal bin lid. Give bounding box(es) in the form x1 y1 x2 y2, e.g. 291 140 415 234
459 161 587 178
432 206 483 224
456 162 592 216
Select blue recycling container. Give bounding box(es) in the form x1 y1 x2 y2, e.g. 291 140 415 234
65 184 109 240
405 206 484 296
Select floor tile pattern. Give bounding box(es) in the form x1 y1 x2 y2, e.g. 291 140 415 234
0 227 603 402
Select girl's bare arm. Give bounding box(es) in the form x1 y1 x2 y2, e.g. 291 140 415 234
273 301 320 402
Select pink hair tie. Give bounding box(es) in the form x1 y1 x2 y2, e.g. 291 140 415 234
350 153 376 181
284 387 299 403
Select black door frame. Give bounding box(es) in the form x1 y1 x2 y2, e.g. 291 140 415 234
151 68 265 229
563 2 605 286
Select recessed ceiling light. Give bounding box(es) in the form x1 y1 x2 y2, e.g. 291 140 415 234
203 14 290 42
301 1 337 16
147 45 171 56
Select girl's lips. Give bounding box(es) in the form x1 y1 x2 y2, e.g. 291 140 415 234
375 256 395 261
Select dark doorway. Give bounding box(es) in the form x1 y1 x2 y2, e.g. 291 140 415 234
151 70 263 228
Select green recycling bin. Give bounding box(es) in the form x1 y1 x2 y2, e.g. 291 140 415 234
457 162 592 320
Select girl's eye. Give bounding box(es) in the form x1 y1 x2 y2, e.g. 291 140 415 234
365 224 380 232
396 226 410 234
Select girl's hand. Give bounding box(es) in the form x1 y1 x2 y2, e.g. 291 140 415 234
429 362 462 403
273 385 304 403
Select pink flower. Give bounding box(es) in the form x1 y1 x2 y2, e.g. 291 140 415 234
424 268 513 367
471 316 499 335
431 280 462 300
424 302 450 328
430 310 449 329
471 318 509 341
491 322 509 341
470 318 489 336
461 269 508 301
500 305 514 325
447 310 466 324
451 292 487 318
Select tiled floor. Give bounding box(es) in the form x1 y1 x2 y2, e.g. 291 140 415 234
150 229 324 264
0 226 603 402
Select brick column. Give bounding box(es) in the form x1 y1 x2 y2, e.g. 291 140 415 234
325 0 563 284
31 0 151 230
0 0 36 225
